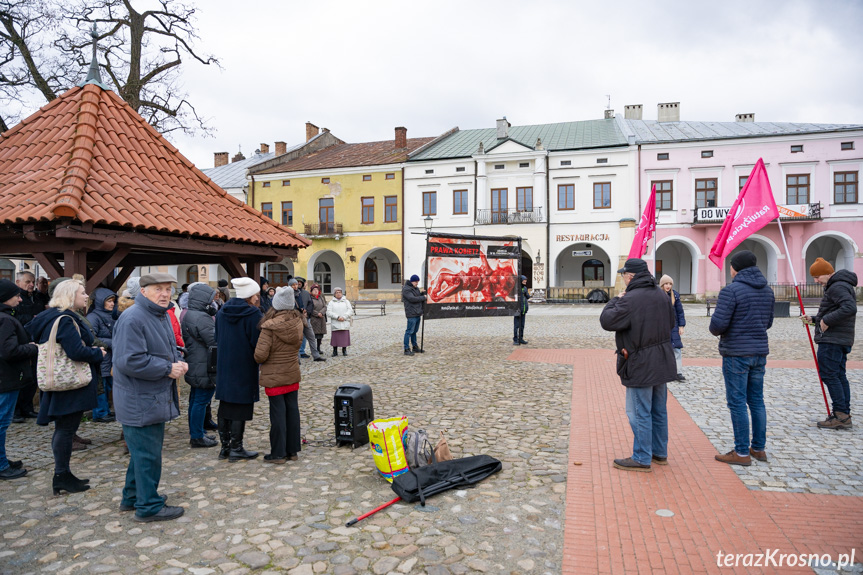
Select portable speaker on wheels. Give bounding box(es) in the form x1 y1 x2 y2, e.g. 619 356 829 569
334 384 374 448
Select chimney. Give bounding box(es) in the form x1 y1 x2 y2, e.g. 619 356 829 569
496 117 510 139
214 152 228 167
604 109 615 119
394 126 407 149
305 122 319 142
657 102 680 122
259 143 269 154
231 150 246 163
735 113 755 123
275 141 287 155
624 104 643 120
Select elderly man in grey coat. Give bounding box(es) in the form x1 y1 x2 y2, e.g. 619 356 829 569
113 272 188 522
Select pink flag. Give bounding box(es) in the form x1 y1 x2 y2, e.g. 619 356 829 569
708 158 779 268
628 184 656 259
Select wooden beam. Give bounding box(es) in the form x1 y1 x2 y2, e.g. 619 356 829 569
63 250 88 279
110 267 135 293
33 252 64 279
86 247 130 293
246 261 260 281
220 256 246 279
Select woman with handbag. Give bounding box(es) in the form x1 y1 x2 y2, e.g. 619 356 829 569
326 287 353 356
0 279 38 480
26 280 105 495
181 284 219 448
309 284 327 356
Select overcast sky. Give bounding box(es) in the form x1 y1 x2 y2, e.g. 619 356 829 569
168 0 863 169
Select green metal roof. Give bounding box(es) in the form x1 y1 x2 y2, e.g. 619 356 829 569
409 119 628 161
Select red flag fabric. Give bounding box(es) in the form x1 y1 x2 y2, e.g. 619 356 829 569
628 184 656 259
708 158 780 268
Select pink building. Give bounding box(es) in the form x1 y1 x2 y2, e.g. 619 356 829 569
620 110 863 297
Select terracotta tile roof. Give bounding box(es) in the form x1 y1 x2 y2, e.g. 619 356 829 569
0 84 310 248
253 137 436 175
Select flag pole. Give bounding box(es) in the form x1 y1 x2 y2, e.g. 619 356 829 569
653 205 658 276
776 217 831 416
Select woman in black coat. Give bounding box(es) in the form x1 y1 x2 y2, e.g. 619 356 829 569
27 280 105 494
0 280 38 480
182 284 218 448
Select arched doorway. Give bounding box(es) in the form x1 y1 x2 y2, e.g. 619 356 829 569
359 248 402 290
308 250 346 295
268 263 292 287
725 237 778 285
555 243 613 287
804 233 855 274
521 250 533 288
314 262 332 293
186 265 198 284
364 259 378 289
656 239 698 294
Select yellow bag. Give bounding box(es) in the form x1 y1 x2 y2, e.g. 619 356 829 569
368 417 409 482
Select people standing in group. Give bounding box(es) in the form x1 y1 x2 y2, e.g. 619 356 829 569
290 278 325 362
112 273 186 521
0 279 38 480
513 275 530 346
177 283 190 323
402 275 426 356
12 271 40 423
600 258 676 472
215 277 262 461
709 250 775 467
659 275 687 382
327 287 353 357
309 284 328 356
181 283 219 448
259 277 272 313
26 280 105 494
86 288 117 423
803 257 858 430
255 287 304 464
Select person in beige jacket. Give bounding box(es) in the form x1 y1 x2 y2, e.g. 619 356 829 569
254 287 304 464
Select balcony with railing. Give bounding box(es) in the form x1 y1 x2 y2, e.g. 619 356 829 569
303 222 343 237
475 207 544 225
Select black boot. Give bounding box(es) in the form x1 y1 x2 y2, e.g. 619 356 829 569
68 471 90 485
316 338 323 355
218 417 232 460
53 471 90 495
341 347 347 356
333 347 338 357
204 405 218 431
228 420 258 462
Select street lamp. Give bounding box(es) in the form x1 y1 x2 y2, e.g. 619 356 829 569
423 215 433 233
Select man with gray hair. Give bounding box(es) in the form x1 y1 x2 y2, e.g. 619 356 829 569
13 271 39 421
113 272 187 522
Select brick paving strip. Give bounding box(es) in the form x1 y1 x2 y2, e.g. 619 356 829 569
510 348 863 574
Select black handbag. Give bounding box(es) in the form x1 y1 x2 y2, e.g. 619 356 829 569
206 345 217 374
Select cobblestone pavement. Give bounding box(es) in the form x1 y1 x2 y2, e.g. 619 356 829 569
1 304 860 574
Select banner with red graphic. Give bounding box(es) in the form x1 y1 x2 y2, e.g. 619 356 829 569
424 233 521 319
628 184 656 259
708 159 780 268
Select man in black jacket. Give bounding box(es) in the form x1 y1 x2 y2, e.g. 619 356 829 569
12 271 40 421
290 278 325 362
600 258 676 472
804 258 858 430
402 275 427 356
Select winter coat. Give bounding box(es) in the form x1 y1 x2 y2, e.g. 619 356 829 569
599 271 677 388
813 269 858 347
296 288 314 316
667 289 686 349
709 266 775 357
27 308 102 424
0 303 37 393
254 309 303 389
310 294 328 336
259 291 272 313
14 289 42 327
215 298 262 405
86 287 116 377
327 297 353 331
515 278 530 317
112 295 182 427
168 304 184 348
182 284 217 390
402 282 426 318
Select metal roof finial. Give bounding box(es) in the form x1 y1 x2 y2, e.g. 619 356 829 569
80 24 107 88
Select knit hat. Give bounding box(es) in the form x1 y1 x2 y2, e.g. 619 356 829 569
809 257 834 277
288 278 299 287
218 279 229 288
409 274 420 283
231 277 259 300
0 279 19 303
48 277 72 299
730 250 757 272
126 277 141 299
272 286 296 310
659 274 673 287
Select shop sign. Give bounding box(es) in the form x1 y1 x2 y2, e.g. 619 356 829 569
572 250 593 257
697 204 813 221
555 233 610 243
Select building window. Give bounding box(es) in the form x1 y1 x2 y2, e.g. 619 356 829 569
391 263 401 284
841 142 855 151
281 201 292 226
282 180 290 186
786 174 810 204
385 173 395 180
423 191 437 216
363 175 372 182
560 160 572 167
519 162 529 168
322 177 330 184
657 153 669 161
593 182 611 209
596 158 608 164
425 169 434 175
653 180 673 210
384 196 397 222
558 184 574 210
791 145 803 153
494 164 505 170
701 150 713 158
695 178 717 208
186 265 198 284
361 197 374 224
517 187 533 211
491 188 507 223
453 190 468 215
314 262 332 294
739 175 748 191
261 202 273 219
835 171 858 204
582 259 605 282
262 181 271 188
319 198 334 233
455 166 465 172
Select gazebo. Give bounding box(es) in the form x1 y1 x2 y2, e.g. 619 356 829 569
0 52 309 291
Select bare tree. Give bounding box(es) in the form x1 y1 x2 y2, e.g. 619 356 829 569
0 0 218 135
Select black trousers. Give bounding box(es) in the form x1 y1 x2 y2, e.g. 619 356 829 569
15 378 37 414
52 411 83 474
268 391 301 458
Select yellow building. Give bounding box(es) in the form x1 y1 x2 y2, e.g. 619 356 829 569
249 125 436 301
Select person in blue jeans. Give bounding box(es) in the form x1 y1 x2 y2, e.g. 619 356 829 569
402 275 426 356
87 288 117 423
709 250 775 467
600 258 677 472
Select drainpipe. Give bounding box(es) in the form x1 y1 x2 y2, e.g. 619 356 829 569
400 166 405 281
249 175 255 209
473 158 478 235
545 152 551 289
